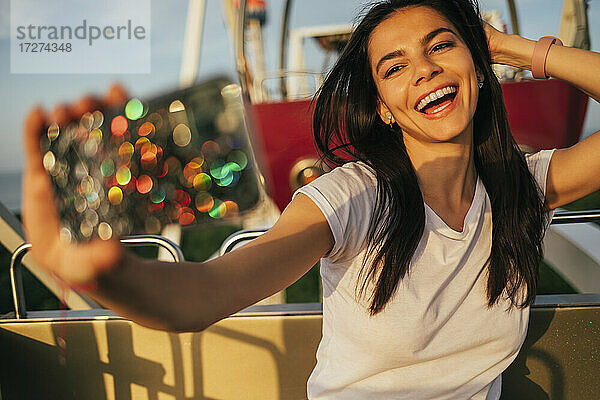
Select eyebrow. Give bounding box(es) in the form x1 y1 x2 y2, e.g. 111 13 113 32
374 27 457 75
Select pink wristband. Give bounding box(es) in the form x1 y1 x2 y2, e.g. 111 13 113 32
531 36 563 79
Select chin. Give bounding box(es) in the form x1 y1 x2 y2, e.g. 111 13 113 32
430 132 468 144
407 120 473 145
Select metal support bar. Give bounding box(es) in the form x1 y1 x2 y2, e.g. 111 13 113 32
217 210 600 256
235 0 248 95
549 209 600 224
9 243 31 319
120 235 185 262
9 235 184 320
219 229 267 256
279 0 293 99
179 0 207 88
506 0 520 35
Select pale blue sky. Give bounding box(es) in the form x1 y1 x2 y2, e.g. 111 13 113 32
0 0 598 173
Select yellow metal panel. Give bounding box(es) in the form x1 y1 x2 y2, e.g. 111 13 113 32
0 314 322 399
1 306 598 399
502 307 600 399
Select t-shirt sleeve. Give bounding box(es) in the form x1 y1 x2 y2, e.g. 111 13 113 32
292 162 378 263
525 149 556 197
525 149 557 225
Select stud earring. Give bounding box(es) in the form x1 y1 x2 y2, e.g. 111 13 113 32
477 76 484 89
387 115 394 128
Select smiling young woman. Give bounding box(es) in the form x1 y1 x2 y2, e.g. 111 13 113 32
313 0 548 316
21 0 600 399
307 0 600 398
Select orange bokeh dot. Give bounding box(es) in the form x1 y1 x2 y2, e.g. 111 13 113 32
183 162 202 185
141 152 157 169
108 186 123 205
118 142 134 162
111 115 128 136
178 208 195 225
195 193 214 213
140 142 153 156
136 175 153 194
138 122 155 137
223 200 239 217
135 137 150 152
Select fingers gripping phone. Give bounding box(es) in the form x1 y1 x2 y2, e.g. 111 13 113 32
40 77 261 242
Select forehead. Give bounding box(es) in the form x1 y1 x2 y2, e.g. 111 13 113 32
368 6 457 59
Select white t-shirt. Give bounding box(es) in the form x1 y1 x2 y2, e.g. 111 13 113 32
294 150 555 400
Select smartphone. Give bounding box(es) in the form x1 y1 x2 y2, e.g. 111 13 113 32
40 77 261 242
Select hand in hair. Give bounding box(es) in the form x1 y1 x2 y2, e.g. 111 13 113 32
481 19 600 211
482 21 509 65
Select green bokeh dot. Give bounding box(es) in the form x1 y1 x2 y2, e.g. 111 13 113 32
210 160 229 179
125 98 144 121
226 161 242 172
209 199 226 218
227 150 248 169
100 159 115 177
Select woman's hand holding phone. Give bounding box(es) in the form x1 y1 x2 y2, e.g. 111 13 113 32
22 84 129 288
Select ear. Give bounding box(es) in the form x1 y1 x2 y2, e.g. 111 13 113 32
476 69 485 84
377 100 395 125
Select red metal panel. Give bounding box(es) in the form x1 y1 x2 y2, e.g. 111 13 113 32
502 79 588 150
248 100 316 211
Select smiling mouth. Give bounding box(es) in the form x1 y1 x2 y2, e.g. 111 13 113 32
416 86 458 115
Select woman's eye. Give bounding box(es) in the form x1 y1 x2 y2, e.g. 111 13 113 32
384 65 403 78
431 42 454 53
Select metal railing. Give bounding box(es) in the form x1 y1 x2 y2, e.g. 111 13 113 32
253 70 324 103
219 209 600 255
9 235 184 320
547 209 600 224
219 229 268 256
9 210 600 320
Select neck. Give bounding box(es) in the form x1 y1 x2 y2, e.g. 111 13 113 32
404 128 477 216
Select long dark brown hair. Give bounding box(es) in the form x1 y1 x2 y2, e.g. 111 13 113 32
312 0 548 315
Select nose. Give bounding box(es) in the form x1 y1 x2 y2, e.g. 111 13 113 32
412 55 442 86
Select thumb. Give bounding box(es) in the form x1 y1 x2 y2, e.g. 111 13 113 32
23 106 47 173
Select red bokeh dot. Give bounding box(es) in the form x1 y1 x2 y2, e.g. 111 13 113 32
111 115 128 136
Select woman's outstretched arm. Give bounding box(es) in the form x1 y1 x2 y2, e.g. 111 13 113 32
92 192 332 332
22 88 333 332
485 24 600 209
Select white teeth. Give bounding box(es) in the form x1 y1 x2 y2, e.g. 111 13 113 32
417 86 457 112
431 102 452 114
